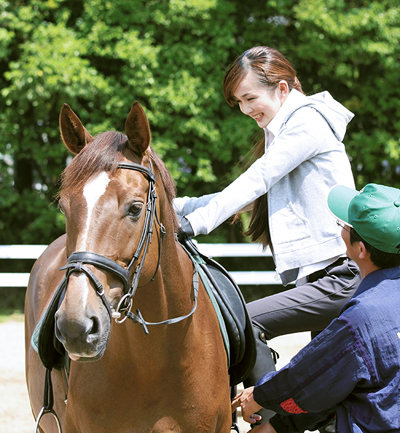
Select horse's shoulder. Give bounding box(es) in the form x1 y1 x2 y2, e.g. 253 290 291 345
34 234 67 272
27 234 67 318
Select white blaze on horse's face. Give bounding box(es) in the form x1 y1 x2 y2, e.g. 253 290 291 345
75 171 111 308
80 171 111 249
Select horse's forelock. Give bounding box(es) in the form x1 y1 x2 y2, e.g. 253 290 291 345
58 131 127 198
57 132 178 231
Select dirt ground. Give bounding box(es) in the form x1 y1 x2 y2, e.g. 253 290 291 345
0 318 34 433
0 317 312 433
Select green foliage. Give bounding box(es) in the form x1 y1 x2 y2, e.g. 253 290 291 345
291 0 400 193
1 0 400 245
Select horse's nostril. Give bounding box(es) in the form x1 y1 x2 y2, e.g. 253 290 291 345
86 316 100 344
89 316 99 335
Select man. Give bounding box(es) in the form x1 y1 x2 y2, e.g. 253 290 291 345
232 183 400 432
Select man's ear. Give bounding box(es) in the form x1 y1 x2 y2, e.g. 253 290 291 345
358 241 370 261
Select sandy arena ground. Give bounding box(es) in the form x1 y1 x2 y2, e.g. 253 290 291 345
0 317 312 433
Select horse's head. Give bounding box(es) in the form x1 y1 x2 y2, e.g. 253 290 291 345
54 102 176 362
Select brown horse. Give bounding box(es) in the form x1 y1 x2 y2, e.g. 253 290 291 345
25 102 231 433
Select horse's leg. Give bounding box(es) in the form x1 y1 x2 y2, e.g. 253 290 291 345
164 286 231 433
194 290 232 433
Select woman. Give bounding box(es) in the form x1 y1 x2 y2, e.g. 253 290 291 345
175 47 361 430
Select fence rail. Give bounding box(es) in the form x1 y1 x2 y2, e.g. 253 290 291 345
0 243 281 287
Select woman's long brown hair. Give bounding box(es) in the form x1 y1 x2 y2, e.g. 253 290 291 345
223 47 305 249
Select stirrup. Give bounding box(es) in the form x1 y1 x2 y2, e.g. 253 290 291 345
231 422 241 432
34 407 62 433
35 369 62 433
231 385 241 432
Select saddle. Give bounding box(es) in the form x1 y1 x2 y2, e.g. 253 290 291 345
181 238 256 386
32 240 256 386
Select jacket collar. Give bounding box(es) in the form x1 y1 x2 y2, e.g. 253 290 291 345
264 89 306 138
351 266 400 300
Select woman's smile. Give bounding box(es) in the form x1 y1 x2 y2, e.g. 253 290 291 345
233 70 288 129
253 113 264 121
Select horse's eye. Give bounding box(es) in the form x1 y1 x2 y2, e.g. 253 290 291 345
58 203 65 215
127 203 143 219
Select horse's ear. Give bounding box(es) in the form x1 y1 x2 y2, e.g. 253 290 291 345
125 101 151 155
59 104 93 154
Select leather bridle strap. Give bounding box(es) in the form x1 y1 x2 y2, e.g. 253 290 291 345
125 269 199 334
60 255 123 319
117 161 156 182
123 241 205 334
58 160 197 334
58 160 167 329
114 161 162 323
62 251 131 292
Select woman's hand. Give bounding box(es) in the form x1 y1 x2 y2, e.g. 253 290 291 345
231 386 263 424
177 216 194 240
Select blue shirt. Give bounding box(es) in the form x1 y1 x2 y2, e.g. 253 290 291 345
254 266 400 432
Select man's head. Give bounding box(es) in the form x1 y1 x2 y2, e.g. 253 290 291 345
328 183 400 271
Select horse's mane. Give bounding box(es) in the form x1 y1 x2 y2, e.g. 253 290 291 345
58 131 177 229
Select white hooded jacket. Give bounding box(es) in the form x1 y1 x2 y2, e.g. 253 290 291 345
174 90 355 285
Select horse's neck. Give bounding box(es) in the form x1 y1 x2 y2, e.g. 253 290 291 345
148 234 193 312
126 232 193 325
103 238 194 369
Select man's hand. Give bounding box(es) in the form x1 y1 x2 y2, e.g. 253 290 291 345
231 386 263 424
247 422 277 433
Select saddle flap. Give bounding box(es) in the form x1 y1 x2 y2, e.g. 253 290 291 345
201 260 246 363
32 279 67 371
182 238 256 386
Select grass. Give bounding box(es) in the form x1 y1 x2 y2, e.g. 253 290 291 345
0 312 24 323
0 286 26 319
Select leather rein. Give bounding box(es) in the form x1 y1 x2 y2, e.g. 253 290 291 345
59 161 198 334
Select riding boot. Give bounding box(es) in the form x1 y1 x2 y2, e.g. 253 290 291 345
243 323 277 426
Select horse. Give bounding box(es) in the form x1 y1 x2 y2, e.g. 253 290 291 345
24 102 231 433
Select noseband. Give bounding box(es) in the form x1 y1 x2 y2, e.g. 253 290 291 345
58 161 198 334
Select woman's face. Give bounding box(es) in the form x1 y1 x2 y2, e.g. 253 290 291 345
233 70 289 129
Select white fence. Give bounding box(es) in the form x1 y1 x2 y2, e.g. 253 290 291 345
0 243 282 288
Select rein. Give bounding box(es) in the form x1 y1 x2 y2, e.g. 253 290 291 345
59 161 198 334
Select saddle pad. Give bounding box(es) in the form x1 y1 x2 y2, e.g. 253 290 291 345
31 278 67 371
192 255 231 365
182 238 256 386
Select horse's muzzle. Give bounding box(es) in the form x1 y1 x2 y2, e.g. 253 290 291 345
54 306 110 361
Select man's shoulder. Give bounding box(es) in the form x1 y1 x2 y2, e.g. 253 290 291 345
344 271 400 320
354 267 400 298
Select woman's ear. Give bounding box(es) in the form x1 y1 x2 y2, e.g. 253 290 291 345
277 80 289 99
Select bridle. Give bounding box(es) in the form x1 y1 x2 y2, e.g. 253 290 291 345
58 161 198 334
34 161 199 433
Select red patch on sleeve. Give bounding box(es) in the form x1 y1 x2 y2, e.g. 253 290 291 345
280 398 308 414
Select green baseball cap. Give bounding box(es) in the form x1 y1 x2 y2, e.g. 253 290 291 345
328 183 400 254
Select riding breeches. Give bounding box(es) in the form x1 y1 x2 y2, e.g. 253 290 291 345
247 257 361 340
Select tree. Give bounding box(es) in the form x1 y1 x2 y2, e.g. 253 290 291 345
292 0 400 189
1 0 400 245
